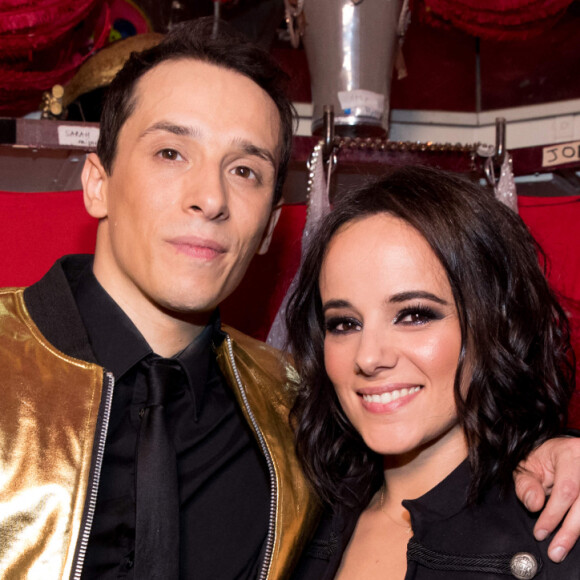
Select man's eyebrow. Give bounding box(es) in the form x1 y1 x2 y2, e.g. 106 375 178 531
389 291 449 305
232 138 277 168
138 125 277 168
140 121 200 139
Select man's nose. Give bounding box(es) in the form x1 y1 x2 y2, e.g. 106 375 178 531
183 163 229 221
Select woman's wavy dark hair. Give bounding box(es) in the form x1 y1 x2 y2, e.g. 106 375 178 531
286 165 575 510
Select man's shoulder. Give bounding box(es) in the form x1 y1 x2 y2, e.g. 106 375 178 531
0 287 26 322
218 324 300 402
221 324 285 357
0 286 24 299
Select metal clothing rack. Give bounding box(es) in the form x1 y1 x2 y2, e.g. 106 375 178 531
318 104 508 182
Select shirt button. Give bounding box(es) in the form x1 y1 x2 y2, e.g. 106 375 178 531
510 552 539 579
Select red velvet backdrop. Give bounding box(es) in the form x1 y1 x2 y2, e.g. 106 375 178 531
1 189 578 426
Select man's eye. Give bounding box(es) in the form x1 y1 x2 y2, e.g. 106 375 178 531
158 149 182 161
325 317 361 335
232 166 257 180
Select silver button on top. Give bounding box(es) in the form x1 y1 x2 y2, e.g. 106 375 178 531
510 552 539 579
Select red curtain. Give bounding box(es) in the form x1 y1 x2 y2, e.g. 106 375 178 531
0 0 110 116
414 0 575 40
1 189 578 426
518 195 580 426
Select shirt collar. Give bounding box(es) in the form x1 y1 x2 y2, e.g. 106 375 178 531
173 309 224 419
74 264 225 418
74 265 151 380
402 459 471 536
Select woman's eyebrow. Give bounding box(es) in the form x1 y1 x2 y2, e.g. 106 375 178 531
322 299 352 314
389 290 449 305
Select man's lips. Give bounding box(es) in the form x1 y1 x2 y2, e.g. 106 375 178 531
167 236 226 260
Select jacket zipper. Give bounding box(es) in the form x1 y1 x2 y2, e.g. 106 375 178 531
225 336 277 580
71 371 115 579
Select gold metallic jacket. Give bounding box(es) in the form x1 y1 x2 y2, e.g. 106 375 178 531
0 279 319 579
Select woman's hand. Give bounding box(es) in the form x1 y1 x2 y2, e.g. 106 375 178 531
514 437 580 563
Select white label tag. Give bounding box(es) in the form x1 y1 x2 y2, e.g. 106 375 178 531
337 89 385 119
57 125 100 148
542 141 580 167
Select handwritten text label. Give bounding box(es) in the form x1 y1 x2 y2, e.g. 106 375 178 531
542 141 580 168
57 125 100 149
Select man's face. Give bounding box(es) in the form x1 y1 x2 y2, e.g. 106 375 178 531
83 59 282 322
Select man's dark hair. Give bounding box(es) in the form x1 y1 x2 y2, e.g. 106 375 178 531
286 165 576 510
97 17 294 204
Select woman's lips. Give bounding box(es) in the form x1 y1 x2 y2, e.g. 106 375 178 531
358 384 423 412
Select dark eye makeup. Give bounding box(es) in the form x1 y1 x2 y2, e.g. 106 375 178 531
324 316 361 335
393 304 443 326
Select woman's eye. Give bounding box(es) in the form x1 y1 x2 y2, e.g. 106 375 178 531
325 317 361 335
395 307 439 326
157 148 182 161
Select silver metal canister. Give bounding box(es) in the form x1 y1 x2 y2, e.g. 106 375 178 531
302 0 403 137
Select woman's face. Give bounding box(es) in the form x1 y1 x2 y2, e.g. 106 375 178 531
320 213 467 462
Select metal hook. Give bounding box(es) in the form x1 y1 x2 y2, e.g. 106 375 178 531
284 0 305 48
494 117 506 164
322 105 335 166
212 1 221 38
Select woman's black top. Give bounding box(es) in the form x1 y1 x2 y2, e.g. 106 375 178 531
292 460 580 579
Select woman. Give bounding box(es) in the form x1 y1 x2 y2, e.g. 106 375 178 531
287 165 577 579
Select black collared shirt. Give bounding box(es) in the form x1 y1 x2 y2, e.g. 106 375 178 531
74 266 270 579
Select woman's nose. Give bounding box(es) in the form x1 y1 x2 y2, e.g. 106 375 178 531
354 327 398 376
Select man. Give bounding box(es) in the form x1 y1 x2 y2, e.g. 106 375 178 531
0 17 579 580
1 19 314 580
